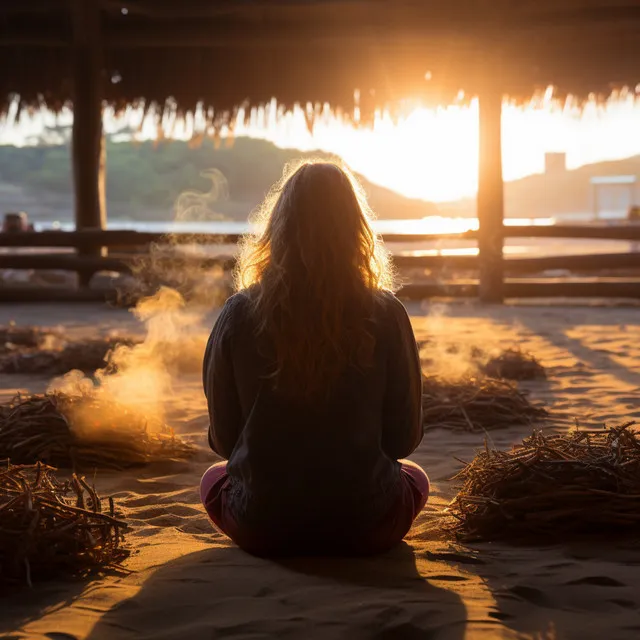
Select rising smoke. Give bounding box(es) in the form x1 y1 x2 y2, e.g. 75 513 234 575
48 286 214 434
48 170 234 435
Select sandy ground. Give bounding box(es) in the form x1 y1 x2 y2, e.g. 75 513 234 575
1 300 640 640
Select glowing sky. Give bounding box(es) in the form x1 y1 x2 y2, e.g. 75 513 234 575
1 87 639 203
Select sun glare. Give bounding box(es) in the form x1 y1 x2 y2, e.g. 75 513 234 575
236 88 640 203
2 87 640 204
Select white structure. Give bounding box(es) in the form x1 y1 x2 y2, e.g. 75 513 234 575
590 175 637 221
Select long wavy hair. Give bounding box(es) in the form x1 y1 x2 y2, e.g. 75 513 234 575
235 159 395 399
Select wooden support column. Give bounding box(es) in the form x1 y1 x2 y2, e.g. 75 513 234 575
71 0 106 286
477 79 505 303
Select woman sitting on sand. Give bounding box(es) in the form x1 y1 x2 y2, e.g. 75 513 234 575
200 160 428 556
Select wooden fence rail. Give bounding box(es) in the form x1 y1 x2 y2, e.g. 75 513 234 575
1 223 640 249
1 224 640 303
399 278 640 300
1 278 639 304
2 251 640 278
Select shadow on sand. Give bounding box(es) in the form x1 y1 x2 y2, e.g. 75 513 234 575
433 537 640 640
0 576 93 637
86 543 468 640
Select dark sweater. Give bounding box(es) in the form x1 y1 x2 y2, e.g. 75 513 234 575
202 289 423 544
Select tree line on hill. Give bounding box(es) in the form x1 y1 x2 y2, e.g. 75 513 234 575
0 136 436 221
1 133 637 222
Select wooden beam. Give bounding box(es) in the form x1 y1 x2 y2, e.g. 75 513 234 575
530 5 640 28
2 250 640 277
392 252 640 273
1 225 640 249
0 252 235 274
0 253 133 274
476 70 505 303
3 278 639 305
101 0 251 18
2 15 639 49
398 278 640 300
2 3 640 48
103 23 434 48
383 224 640 242
99 1 640 24
0 287 118 304
503 225 640 241
0 230 241 248
70 0 107 285
0 0 63 14
0 32 68 47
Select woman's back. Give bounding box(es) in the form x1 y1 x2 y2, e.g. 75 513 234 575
203 288 422 544
200 160 428 556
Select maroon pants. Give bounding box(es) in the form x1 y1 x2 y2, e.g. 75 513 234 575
200 460 429 556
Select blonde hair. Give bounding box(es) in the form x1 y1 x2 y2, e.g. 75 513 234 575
235 159 395 398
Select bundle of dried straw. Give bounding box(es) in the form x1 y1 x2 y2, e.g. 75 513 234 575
0 462 129 586
0 325 59 353
422 375 547 433
0 393 195 470
481 347 546 381
442 423 640 542
0 337 139 376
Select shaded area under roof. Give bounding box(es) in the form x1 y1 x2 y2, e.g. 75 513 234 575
1 0 640 118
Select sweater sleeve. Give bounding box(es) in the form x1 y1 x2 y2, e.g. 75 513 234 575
381 295 423 460
202 296 244 460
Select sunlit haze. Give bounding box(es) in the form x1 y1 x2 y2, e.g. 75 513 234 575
2 87 640 203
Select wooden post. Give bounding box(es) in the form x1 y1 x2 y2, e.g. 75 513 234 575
71 0 106 286
477 81 504 303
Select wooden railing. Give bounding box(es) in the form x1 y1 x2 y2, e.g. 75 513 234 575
1 224 640 302
2 224 640 248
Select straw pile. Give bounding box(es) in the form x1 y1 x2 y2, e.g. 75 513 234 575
417 340 484 357
418 340 547 382
0 393 195 470
481 347 546 381
0 337 139 376
418 341 485 369
422 375 547 433
0 462 129 586
0 325 59 354
442 423 640 542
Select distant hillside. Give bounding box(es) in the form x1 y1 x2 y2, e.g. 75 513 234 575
0 137 438 223
2 135 637 223
441 156 640 218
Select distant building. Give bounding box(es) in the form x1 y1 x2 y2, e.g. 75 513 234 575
590 175 637 221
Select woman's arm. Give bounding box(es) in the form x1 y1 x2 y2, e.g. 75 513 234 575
202 296 244 460
381 295 423 460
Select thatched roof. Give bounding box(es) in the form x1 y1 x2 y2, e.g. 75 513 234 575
2 1 640 121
